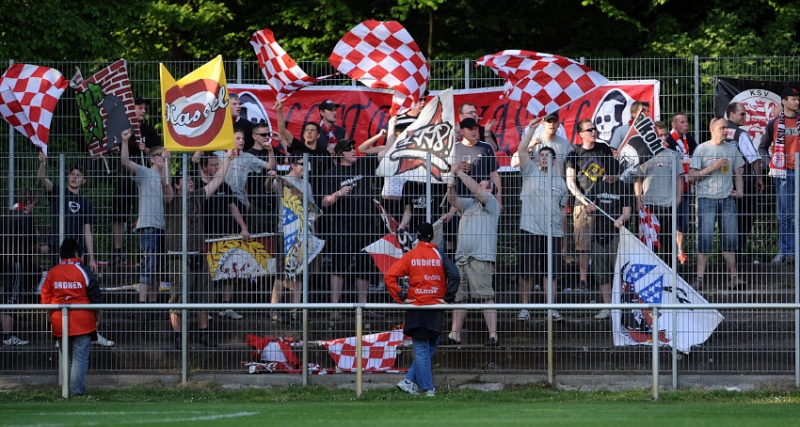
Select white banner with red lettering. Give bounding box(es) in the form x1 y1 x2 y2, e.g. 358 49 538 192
231 80 658 167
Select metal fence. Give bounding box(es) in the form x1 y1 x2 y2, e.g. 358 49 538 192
1 57 799 389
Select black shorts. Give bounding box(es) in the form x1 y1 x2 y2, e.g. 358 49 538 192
516 230 562 280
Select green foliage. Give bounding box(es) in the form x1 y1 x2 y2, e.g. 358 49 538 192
0 0 145 61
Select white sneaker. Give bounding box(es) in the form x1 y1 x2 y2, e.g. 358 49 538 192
396 378 419 396
594 309 611 320
93 333 115 347
3 335 29 346
517 309 530 321
772 253 786 264
550 310 563 322
219 309 243 319
424 388 436 397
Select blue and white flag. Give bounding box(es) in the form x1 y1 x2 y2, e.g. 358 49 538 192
612 228 723 354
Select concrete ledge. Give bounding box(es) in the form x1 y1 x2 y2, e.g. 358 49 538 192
2 373 796 392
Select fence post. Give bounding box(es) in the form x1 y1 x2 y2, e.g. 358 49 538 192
652 306 659 401
464 58 470 89
61 308 69 399
693 56 700 141
356 307 364 397
795 153 799 388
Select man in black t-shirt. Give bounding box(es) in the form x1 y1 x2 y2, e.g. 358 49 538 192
321 139 379 315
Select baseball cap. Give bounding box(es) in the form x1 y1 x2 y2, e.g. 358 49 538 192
319 100 340 111
333 138 356 154
543 111 559 121
416 222 434 240
781 88 799 99
459 118 479 129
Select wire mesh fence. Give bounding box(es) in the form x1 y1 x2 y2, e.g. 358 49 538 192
1 56 799 382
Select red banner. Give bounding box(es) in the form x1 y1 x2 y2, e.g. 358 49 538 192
231 80 658 166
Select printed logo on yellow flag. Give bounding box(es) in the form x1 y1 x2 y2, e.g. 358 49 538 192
160 55 234 152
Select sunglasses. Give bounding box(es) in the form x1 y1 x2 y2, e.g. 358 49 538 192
581 127 598 133
255 132 270 137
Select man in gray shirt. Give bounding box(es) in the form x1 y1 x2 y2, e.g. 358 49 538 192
688 117 745 290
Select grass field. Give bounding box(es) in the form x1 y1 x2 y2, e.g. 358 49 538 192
3 384 800 426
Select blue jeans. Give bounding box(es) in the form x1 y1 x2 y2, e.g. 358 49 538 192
696 197 738 254
138 227 164 285
67 334 92 396
406 335 440 392
775 171 796 256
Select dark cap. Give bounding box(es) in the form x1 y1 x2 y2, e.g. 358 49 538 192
459 117 479 129
543 111 559 121
134 97 149 105
781 87 799 99
416 222 434 240
319 100 340 111
333 138 356 154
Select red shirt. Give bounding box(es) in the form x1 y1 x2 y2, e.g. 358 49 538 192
40 259 100 337
385 242 448 306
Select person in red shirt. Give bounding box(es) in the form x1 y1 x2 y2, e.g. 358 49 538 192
40 238 102 397
385 222 459 397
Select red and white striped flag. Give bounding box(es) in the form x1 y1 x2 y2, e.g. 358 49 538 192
319 330 405 372
476 50 608 118
250 29 334 101
0 64 67 155
638 207 661 251
329 20 429 114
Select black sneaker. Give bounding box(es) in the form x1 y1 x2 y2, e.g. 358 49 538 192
174 334 182 350
484 337 499 347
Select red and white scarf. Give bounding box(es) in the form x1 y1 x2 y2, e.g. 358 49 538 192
671 129 691 192
768 110 787 179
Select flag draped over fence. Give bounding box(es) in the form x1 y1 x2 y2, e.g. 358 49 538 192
281 177 324 278
476 50 608 118
363 200 416 274
250 29 334 101
204 233 276 281
329 20 429 114
613 228 723 353
376 88 456 183
0 64 67 155
160 55 234 152
319 330 405 372
246 334 301 372
70 59 136 157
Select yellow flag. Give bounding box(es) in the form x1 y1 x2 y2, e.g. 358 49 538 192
160 55 234 152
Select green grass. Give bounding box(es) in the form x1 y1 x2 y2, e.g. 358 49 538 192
3 384 800 426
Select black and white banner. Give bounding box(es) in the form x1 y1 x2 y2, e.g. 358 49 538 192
714 77 800 143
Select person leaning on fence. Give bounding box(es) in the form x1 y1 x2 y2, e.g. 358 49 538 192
321 139 380 319
271 155 318 323
565 119 617 293
120 128 173 306
516 145 569 322
725 101 765 263
386 222 459 397
196 151 248 320
758 87 800 265
164 155 234 349
111 97 161 268
689 117 746 291
443 163 501 347
40 238 102 397
633 147 683 264
37 153 115 347
586 165 632 320
665 112 697 265
1 188 44 346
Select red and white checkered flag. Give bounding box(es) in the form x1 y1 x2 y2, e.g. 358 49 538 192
250 29 334 101
0 64 67 155
476 50 608 117
319 330 405 372
329 20 429 115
